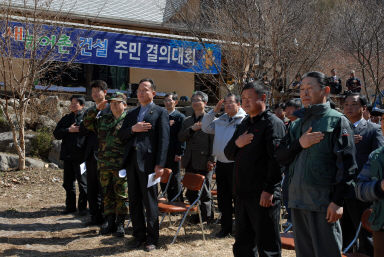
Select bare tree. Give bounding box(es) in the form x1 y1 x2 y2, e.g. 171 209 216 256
163 0 333 102
0 0 90 170
336 0 384 102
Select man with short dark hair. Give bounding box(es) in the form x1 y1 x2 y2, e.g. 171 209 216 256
202 93 246 238
276 71 357 257
284 99 302 124
273 103 287 123
162 92 185 201
342 92 384 255
80 80 110 226
54 95 87 215
118 78 169 252
224 81 285 257
281 98 302 229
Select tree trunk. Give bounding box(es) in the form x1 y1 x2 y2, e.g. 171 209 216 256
18 113 26 171
14 103 26 171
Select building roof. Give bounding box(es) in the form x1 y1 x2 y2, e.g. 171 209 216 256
9 0 188 28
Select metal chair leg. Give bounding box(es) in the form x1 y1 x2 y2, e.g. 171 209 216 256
159 212 167 227
343 222 362 254
171 209 192 244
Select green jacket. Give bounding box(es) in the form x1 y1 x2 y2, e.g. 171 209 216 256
356 146 384 231
276 103 357 211
83 106 127 172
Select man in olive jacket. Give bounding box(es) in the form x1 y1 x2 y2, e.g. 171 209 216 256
276 72 357 257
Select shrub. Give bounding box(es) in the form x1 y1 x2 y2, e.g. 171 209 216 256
30 128 53 159
0 108 10 132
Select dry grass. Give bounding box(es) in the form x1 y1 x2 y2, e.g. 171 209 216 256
0 168 296 256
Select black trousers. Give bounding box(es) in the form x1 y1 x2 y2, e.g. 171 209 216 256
185 167 213 221
233 197 281 257
63 161 87 211
161 160 183 202
281 175 291 222
341 198 373 256
216 161 235 233
86 154 102 218
127 151 159 245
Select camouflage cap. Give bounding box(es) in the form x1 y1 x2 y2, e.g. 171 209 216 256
109 92 127 104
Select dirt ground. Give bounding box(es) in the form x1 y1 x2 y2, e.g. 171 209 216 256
0 168 296 257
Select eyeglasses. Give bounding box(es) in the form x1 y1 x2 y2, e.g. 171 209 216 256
191 98 203 103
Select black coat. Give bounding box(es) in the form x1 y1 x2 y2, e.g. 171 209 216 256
118 103 170 173
178 113 214 171
224 110 286 199
167 110 186 165
354 119 384 172
53 110 86 163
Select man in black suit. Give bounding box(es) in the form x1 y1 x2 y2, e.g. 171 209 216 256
118 78 169 252
161 92 185 201
342 92 384 255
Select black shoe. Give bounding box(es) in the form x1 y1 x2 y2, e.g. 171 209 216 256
78 210 88 216
206 217 215 224
128 238 145 249
84 215 103 227
99 214 116 235
114 215 126 237
215 230 231 238
187 214 200 224
61 208 76 214
144 244 156 252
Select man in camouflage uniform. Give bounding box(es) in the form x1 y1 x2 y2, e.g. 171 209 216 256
83 92 128 237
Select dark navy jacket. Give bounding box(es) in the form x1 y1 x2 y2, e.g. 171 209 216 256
167 110 186 165
118 103 170 173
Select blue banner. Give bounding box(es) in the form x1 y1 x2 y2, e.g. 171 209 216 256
1 22 221 74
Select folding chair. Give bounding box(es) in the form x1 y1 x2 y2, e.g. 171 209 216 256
342 209 372 257
158 168 173 202
209 170 222 224
280 231 295 250
361 208 372 233
210 171 217 196
158 172 207 244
